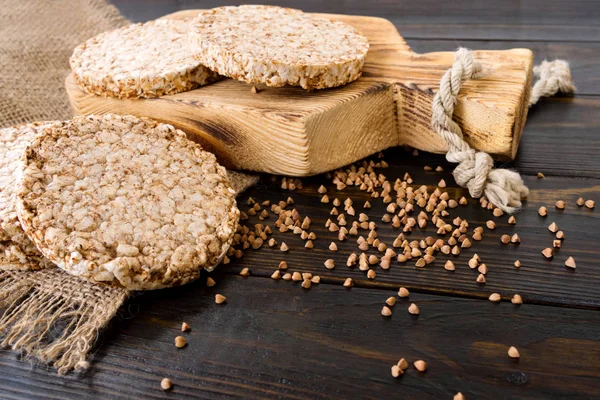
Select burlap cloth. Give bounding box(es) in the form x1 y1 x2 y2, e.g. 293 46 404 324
0 0 258 374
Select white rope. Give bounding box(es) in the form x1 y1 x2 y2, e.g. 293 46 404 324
431 48 576 213
529 59 576 106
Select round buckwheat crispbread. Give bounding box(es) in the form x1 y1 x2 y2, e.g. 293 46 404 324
0 123 56 270
70 19 220 99
189 5 370 89
16 114 239 290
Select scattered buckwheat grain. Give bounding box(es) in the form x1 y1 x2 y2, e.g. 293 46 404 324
511 294 523 304
565 256 576 269
508 346 520 359
161 378 172 390
488 293 501 302
381 306 392 317
478 264 488 275
215 294 227 304
175 336 187 348
413 360 427 372
292 272 302 281
391 364 403 377
542 248 553 259
408 303 420 315
398 358 409 370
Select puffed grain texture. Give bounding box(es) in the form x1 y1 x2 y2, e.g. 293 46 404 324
16 114 239 290
70 19 219 99
189 5 369 89
0 123 57 270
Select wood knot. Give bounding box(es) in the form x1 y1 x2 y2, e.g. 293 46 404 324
506 371 528 385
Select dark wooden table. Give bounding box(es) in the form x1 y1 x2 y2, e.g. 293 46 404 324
2 1 600 399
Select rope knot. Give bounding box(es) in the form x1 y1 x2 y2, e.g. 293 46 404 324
430 47 574 213
529 60 576 106
452 151 493 199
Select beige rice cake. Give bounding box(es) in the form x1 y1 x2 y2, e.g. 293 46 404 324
16 114 239 290
0 123 56 270
70 19 219 99
189 5 370 89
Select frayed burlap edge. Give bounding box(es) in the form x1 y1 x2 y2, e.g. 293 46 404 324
0 269 127 374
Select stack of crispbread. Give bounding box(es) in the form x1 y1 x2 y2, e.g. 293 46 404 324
70 5 369 97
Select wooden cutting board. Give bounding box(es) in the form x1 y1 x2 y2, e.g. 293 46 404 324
66 10 533 176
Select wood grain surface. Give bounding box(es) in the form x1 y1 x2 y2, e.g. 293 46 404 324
67 10 534 175
2 275 599 399
2 0 599 398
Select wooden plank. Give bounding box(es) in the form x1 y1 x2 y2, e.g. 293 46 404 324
2 275 599 398
228 151 600 308
112 0 600 42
